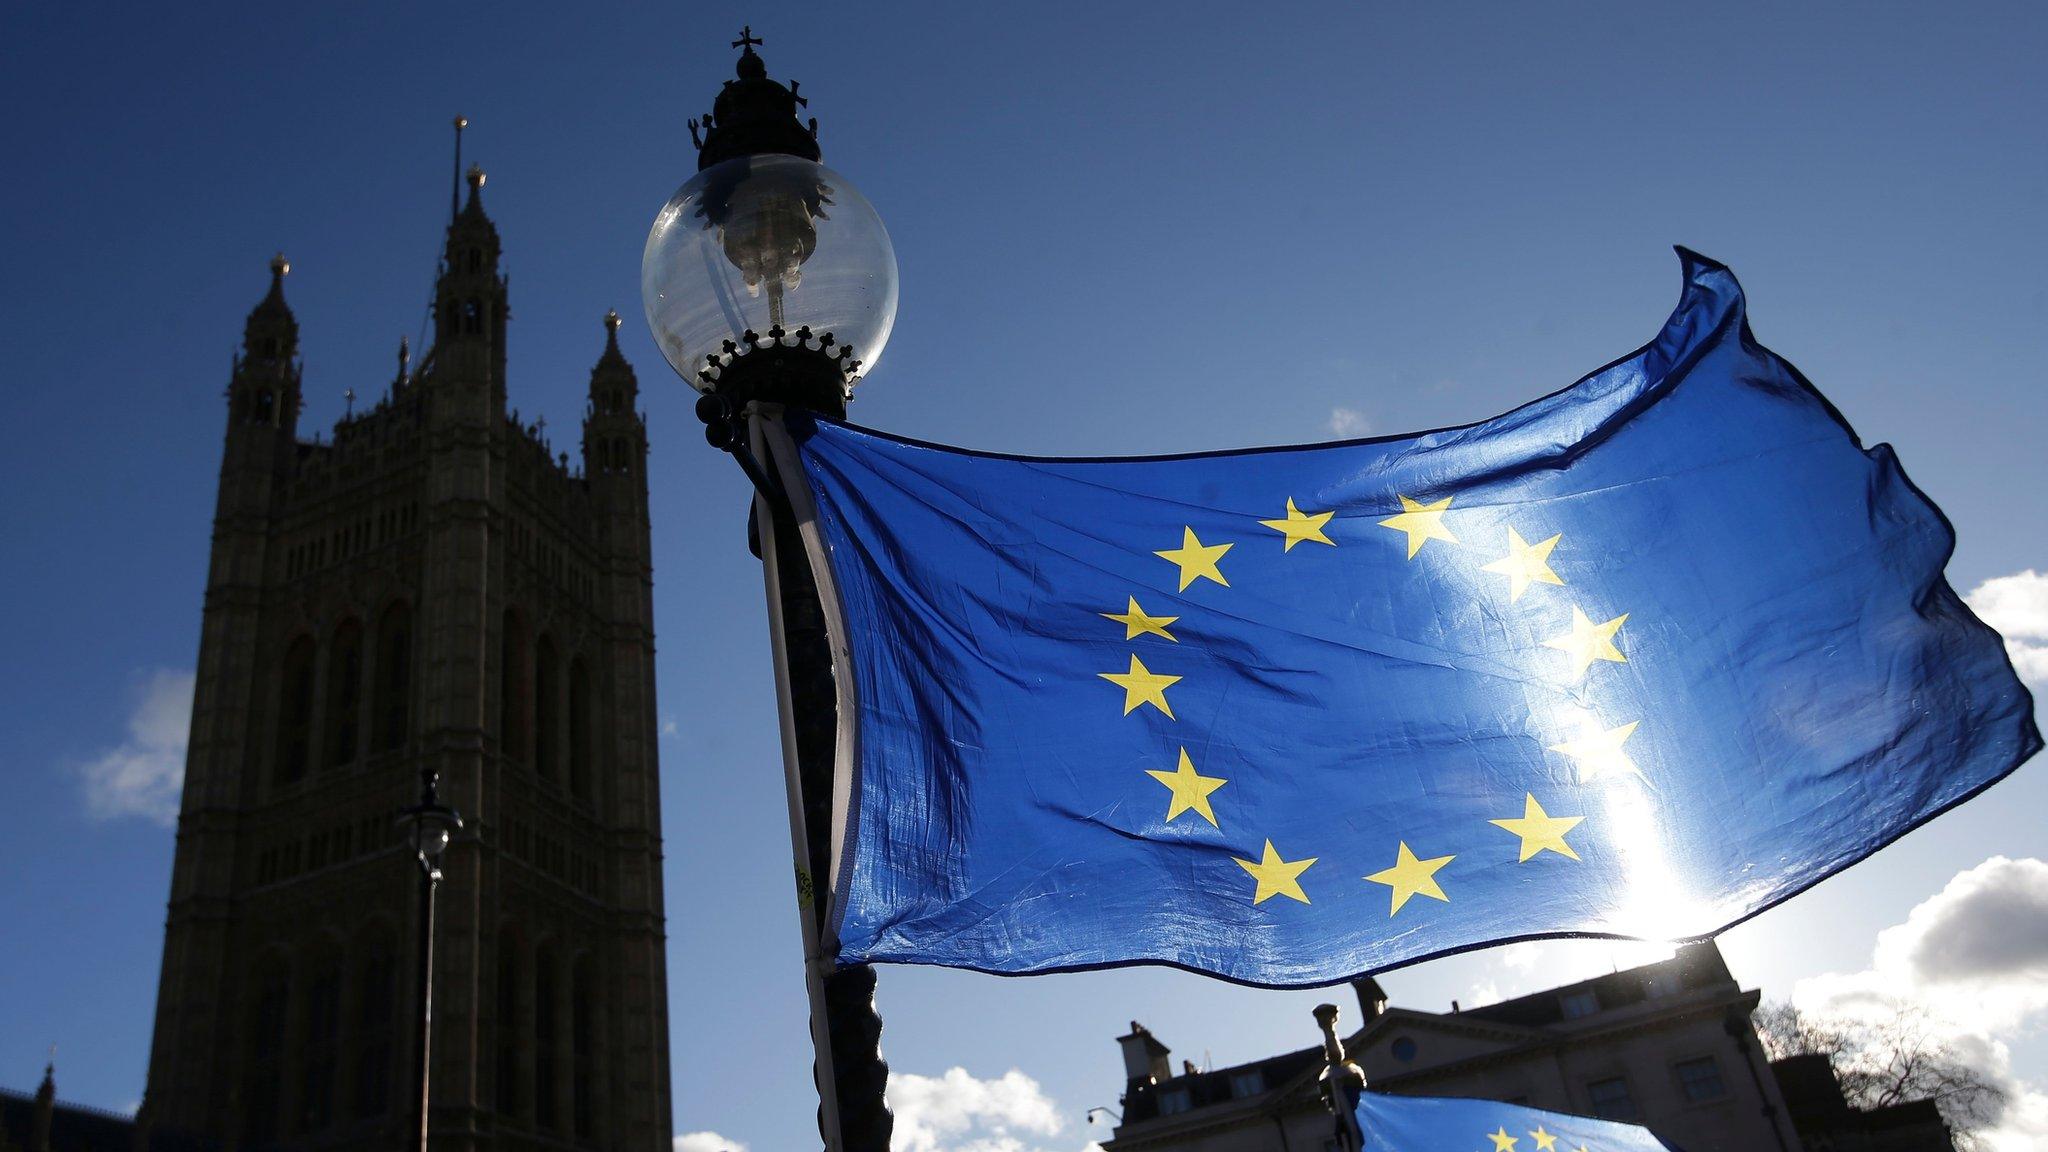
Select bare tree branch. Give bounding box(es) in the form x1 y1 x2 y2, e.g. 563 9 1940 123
1752 1001 2008 1148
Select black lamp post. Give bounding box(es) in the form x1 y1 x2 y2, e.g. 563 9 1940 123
400 767 462 1152
640 27 898 1152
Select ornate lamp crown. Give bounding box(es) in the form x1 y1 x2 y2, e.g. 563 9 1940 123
691 26 822 169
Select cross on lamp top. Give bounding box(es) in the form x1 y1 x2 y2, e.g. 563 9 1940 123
732 25 762 51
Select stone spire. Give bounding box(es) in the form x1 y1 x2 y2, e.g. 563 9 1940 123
241 253 298 366
229 254 302 431
431 160 508 393
584 310 645 481
30 1060 54 1152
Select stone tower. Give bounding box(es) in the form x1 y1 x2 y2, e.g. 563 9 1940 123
142 165 672 1150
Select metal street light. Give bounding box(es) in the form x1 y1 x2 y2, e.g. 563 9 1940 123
641 26 898 1152
400 767 462 1152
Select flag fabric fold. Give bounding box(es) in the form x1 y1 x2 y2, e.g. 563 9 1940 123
774 250 2039 986
1351 1092 1682 1152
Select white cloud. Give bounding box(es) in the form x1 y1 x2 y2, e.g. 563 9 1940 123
676 1069 1106 1152
888 1067 1090 1152
673 1132 747 1152
1327 407 1371 438
1499 941 1541 972
1965 569 2048 686
1791 857 2048 1151
75 669 194 826
661 716 680 738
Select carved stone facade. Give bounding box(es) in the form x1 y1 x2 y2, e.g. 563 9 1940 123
1101 943 1806 1152
141 169 672 1151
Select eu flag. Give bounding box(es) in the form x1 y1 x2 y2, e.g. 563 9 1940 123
1351 1092 1680 1152
770 250 2038 985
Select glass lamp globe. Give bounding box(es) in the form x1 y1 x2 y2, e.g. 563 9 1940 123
401 806 459 862
643 153 898 395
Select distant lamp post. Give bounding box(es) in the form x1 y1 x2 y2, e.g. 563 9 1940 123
400 768 462 1152
641 26 897 1152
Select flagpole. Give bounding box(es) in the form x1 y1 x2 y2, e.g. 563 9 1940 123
751 410 848 1151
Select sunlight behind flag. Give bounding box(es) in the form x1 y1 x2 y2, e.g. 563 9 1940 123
766 250 2040 986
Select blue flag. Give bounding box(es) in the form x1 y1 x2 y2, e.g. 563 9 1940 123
1352 1092 1679 1152
772 250 2038 985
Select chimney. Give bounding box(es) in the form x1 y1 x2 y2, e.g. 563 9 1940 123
1117 1021 1173 1085
1351 976 1389 1021
1674 938 1732 990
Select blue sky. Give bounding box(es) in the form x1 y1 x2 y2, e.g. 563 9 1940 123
2 2 2045 1149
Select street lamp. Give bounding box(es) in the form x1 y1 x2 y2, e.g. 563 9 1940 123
642 29 897 420
400 767 462 1152
642 26 898 1152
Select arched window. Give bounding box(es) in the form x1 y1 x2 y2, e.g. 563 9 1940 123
568 658 591 804
254 388 275 425
372 603 411 753
299 957 342 1132
464 298 483 335
324 620 363 768
276 637 316 785
535 949 560 1131
494 928 523 1118
352 945 396 1118
244 961 289 1146
535 636 559 783
572 955 597 1139
502 611 529 764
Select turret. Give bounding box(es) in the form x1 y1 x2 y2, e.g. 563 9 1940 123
431 164 508 395
30 1062 54 1152
227 254 301 436
583 310 648 494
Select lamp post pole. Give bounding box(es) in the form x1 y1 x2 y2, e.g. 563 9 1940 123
641 28 899 1152
403 767 462 1152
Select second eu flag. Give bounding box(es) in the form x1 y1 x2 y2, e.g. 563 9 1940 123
763 251 2039 986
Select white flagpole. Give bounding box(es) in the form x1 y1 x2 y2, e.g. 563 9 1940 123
750 408 846 1151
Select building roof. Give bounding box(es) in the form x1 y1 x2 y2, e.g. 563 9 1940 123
0 1086 133 1152
1107 942 1742 1140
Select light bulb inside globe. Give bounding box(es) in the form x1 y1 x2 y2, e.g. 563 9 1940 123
643 154 897 400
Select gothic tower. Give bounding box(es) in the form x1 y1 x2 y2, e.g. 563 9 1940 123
143 164 672 1151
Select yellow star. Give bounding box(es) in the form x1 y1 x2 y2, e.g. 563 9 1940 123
1542 606 1628 679
1363 841 1455 915
1487 1127 1519 1151
1234 840 1316 905
1490 794 1584 863
1548 720 1640 782
1481 527 1565 602
1102 597 1178 642
1530 1128 1559 1152
1098 654 1182 719
1378 494 1458 559
1155 527 1233 591
1145 748 1227 827
1258 498 1336 552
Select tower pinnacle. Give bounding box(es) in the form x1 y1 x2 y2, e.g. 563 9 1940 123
243 252 298 363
